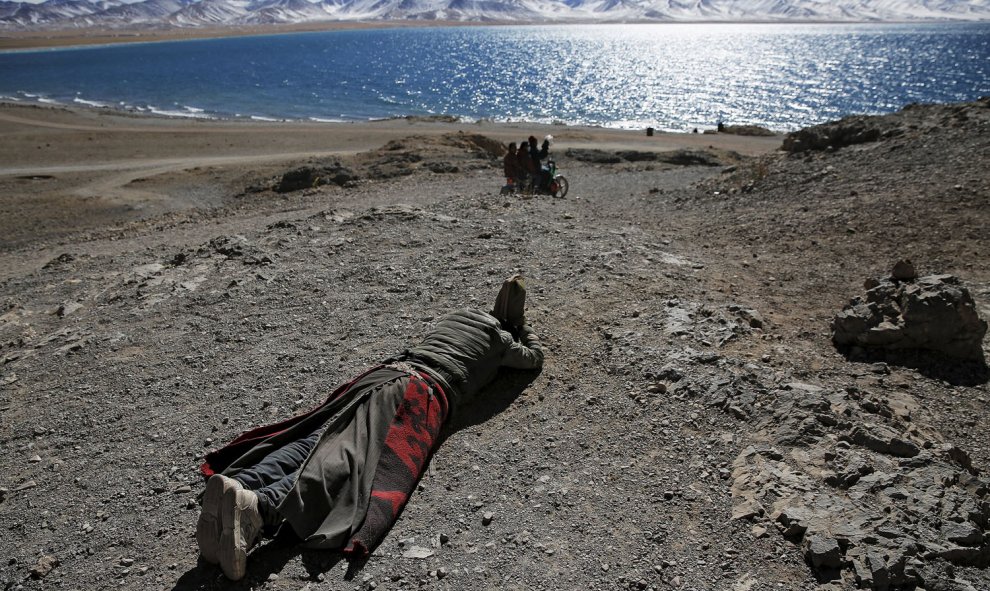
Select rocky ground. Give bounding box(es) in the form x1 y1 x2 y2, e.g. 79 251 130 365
1 99 988 591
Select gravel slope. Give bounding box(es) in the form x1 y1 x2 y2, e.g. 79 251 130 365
1 100 988 591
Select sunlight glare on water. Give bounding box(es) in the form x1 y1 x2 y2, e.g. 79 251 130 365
0 23 987 130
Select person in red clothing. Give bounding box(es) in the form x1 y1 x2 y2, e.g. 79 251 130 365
196 275 543 580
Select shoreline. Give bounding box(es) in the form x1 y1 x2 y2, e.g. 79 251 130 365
0 19 974 51
0 97 781 135
0 100 784 160
0 20 488 51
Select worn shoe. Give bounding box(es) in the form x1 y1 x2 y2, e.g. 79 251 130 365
218 487 263 581
196 475 243 564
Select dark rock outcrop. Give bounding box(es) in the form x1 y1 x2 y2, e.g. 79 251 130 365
832 268 987 362
782 117 886 153
276 162 357 193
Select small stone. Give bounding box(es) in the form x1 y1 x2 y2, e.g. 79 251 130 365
120 558 134 567
439 533 450 545
28 454 42 463
30 555 58 579
436 567 448 579
401 546 434 559
752 525 768 538
55 302 83 317
482 511 494 526
738 308 764 329
267 573 279 582
15 480 37 491
891 260 917 281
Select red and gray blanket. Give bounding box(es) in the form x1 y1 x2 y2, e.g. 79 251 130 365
201 365 449 557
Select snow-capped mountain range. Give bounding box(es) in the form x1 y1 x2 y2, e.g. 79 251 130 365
1 0 988 29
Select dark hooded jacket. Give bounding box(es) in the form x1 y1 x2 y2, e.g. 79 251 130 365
403 308 543 408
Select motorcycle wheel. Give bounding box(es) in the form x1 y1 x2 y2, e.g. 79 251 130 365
554 176 569 198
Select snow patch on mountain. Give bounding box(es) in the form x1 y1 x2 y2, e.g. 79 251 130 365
1 0 988 29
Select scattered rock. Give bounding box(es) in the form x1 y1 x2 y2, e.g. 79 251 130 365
719 124 777 137
43 253 76 269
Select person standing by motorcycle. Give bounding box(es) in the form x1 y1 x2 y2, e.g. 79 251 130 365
515 141 535 193
528 135 551 190
503 142 521 191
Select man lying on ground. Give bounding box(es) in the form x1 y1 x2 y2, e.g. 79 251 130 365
195 275 544 580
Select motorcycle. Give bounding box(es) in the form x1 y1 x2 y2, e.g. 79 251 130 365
500 158 569 198
500 136 569 198
540 158 569 198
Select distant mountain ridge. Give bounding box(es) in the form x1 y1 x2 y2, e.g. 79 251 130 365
2 0 989 29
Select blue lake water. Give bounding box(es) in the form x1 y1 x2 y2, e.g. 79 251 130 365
0 23 988 131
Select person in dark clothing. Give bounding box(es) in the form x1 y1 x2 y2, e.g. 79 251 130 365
503 142 520 191
528 135 551 190
515 142 535 193
196 276 543 580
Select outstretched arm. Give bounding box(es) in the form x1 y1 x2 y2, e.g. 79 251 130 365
500 324 544 370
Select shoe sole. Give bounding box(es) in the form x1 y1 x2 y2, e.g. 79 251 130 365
196 475 241 564
219 488 262 581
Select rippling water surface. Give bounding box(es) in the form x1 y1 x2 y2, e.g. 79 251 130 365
1 23 988 131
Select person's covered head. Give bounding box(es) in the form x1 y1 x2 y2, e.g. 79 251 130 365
492 274 526 329
528 135 537 146
507 142 516 152
517 143 528 155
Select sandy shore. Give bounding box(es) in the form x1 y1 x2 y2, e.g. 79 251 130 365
0 21 421 50
0 20 517 50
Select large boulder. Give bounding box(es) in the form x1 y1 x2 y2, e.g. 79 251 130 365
832 265 987 361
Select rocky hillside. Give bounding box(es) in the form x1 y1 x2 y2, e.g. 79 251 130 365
1 99 989 591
